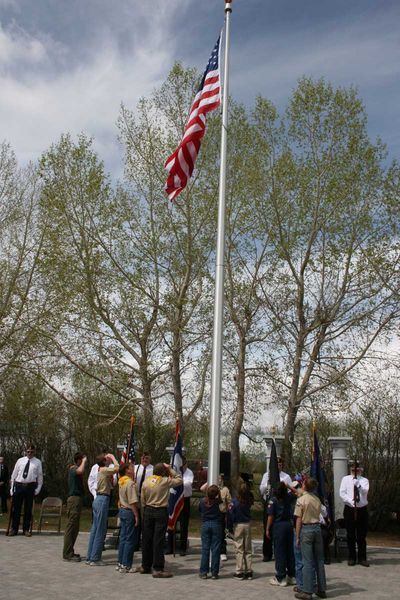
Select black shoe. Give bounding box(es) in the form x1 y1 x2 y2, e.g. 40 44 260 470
316 592 327 599
63 556 81 562
359 560 370 567
211 574 219 580
347 559 356 566
245 571 253 580
262 556 272 562
8 530 17 537
234 572 245 580
179 551 186 556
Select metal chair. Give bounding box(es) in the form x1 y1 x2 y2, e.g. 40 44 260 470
37 497 63 533
334 518 348 561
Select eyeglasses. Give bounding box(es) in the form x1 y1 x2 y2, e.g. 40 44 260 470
26 450 34 454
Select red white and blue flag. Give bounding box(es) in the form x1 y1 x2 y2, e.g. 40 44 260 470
164 35 221 201
167 420 184 530
120 417 136 465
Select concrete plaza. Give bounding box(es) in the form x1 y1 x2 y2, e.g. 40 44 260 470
1 533 399 600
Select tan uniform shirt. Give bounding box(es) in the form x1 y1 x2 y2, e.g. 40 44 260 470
97 465 119 495
219 485 232 513
294 491 321 524
141 469 182 508
119 479 139 509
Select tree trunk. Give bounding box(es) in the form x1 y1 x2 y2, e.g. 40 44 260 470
230 336 246 488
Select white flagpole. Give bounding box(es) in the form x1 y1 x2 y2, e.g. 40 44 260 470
207 0 233 486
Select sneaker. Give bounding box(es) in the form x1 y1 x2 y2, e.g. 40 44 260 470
211 574 219 580
269 576 287 587
126 567 136 573
23 531 32 537
220 553 228 561
295 593 312 600
316 592 327 598
84 560 91 565
152 570 173 578
88 560 106 566
7 530 17 537
245 571 253 580
234 572 245 580
115 563 122 571
63 556 81 562
287 576 296 585
118 566 127 573
199 573 208 579
359 560 370 567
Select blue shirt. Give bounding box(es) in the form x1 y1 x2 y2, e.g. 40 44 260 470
267 495 292 522
199 497 221 522
230 497 252 524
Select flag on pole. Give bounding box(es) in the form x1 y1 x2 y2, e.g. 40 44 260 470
167 420 184 531
310 425 326 501
269 439 280 492
164 35 221 201
120 416 136 465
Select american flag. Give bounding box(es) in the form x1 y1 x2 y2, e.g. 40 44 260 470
120 417 136 464
164 35 221 202
167 420 184 530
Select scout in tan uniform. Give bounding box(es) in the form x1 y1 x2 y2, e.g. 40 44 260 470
294 478 327 600
139 463 182 578
116 463 139 573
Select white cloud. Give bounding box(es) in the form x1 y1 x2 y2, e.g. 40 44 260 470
0 1 186 174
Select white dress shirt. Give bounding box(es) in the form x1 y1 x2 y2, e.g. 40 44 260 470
339 474 369 508
259 470 292 500
183 467 194 498
11 456 43 495
135 463 154 495
88 464 99 498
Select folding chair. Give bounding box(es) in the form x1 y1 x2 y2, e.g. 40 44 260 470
37 497 63 533
334 518 348 561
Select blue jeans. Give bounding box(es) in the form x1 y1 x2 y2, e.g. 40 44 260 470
118 508 137 568
200 520 222 576
300 524 326 594
294 530 303 589
273 521 295 580
87 495 110 562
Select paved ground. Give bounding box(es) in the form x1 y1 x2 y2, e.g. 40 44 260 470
1 532 399 600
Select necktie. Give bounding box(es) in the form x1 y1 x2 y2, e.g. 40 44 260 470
139 465 147 494
23 459 30 479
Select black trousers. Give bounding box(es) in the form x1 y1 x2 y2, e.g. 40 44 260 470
263 500 273 559
142 506 168 571
220 511 227 554
344 504 368 562
0 485 8 513
168 496 191 552
12 483 35 533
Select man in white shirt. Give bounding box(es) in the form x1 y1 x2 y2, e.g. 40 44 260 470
134 452 154 550
339 462 369 567
259 456 292 561
9 444 43 536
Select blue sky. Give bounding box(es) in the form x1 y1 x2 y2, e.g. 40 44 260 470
1 0 399 176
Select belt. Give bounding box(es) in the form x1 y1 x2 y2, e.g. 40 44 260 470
303 523 320 526
16 482 36 487
96 493 110 497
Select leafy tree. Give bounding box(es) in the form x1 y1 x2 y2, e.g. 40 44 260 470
252 79 400 466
